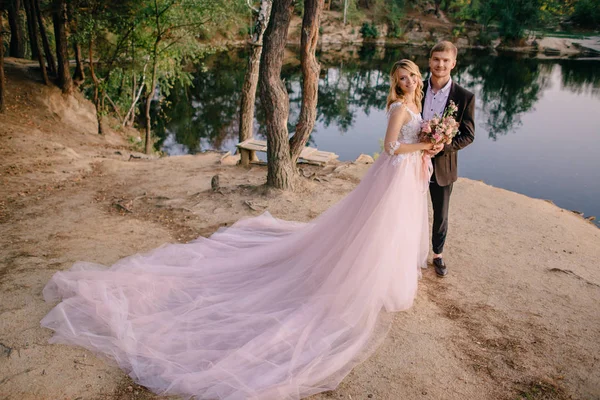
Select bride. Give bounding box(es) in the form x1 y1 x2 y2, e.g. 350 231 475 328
41 60 435 400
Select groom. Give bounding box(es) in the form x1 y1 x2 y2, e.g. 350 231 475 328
423 41 475 277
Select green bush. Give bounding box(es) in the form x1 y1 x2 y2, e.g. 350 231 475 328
571 0 600 28
360 22 379 39
476 30 497 46
387 23 404 38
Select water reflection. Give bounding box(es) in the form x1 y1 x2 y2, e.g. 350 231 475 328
155 45 600 225
460 54 552 139
155 50 248 154
156 46 600 153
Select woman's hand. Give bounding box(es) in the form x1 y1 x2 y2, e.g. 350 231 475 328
421 142 435 151
423 142 444 155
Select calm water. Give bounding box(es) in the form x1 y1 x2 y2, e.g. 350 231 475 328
155 46 600 227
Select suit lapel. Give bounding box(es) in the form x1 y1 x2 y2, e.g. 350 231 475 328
444 81 457 110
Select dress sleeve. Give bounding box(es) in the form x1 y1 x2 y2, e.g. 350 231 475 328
385 102 404 156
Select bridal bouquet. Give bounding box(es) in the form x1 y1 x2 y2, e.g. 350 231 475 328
420 100 460 145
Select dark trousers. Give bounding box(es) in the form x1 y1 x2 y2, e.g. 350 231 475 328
429 171 453 255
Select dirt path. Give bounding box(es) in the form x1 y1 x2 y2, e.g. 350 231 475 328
1 63 599 400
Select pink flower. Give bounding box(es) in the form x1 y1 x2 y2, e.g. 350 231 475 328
431 117 440 126
421 121 432 133
433 133 442 142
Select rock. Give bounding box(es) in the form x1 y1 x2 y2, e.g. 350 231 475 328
455 37 469 48
354 154 374 164
405 31 429 44
211 175 220 191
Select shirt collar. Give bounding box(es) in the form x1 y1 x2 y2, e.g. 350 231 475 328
428 77 452 95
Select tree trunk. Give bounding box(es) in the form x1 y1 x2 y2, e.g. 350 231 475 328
127 29 136 127
33 0 57 76
52 0 72 93
434 0 442 16
238 0 272 163
89 38 103 134
290 0 323 163
259 0 296 190
8 0 26 58
144 39 159 154
22 0 38 59
0 12 6 113
72 40 84 85
67 0 84 85
24 0 49 84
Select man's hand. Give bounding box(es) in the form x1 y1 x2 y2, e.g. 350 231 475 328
425 143 444 156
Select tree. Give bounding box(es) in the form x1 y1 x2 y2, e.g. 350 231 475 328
1 8 6 113
140 0 238 154
65 1 84 85
259 0 323 189
238 0 271 164
259 0 296 188
52 0 72 93
7 0 26 58
23 0 49 84
23 0 37 59
88 35 103 133
33 0 57 76
290 0 322 164
476 0 541 42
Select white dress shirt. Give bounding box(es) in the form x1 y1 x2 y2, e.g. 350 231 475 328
423 78 452 121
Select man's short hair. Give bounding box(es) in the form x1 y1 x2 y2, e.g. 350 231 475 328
430 41 458 58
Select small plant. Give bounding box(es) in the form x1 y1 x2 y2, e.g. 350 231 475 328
127 135 144 153
360 22 379 39
387 22 403 38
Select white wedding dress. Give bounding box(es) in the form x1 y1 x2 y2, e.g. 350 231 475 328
41 102 431 399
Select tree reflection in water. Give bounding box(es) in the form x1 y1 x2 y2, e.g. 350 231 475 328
155 45 600 153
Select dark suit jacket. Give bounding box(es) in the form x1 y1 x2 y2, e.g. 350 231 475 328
422 80 475 186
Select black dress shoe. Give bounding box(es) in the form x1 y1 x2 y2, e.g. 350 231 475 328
433 257 447 277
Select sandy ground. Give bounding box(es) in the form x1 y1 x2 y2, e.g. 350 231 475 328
1 63 599 400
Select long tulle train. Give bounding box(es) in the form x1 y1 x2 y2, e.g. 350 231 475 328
41 152 430 399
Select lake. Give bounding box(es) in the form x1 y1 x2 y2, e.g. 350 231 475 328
155 45 600 227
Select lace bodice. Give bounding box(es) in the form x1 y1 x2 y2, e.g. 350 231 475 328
385 102 423 164
386 101 422 145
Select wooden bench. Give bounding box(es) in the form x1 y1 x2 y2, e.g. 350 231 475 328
236 138 339 166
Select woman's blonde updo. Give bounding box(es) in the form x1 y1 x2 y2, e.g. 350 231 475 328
386 59 423 112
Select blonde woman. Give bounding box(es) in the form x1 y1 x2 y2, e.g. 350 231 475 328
42 60 434 400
